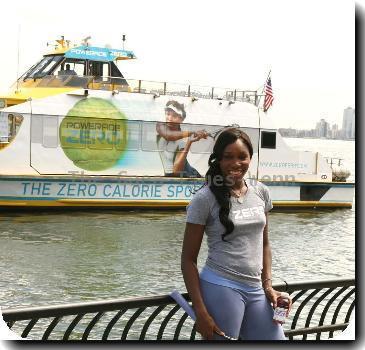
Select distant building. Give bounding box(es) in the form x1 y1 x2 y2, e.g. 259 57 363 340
278 128 297 137
279 110 354 140
316 118 330 138
330 124 340 139
342 107 355 139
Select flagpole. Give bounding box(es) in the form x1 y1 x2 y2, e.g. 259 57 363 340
256 69 271 181
265 69 271 82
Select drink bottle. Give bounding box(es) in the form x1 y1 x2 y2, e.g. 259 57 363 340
273 292 290 324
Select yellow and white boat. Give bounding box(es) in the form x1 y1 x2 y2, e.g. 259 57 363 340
0 37 354 209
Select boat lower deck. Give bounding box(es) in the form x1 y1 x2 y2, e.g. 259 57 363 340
0 175 354 209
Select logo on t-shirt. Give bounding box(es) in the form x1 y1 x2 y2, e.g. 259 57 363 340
232 206 264 220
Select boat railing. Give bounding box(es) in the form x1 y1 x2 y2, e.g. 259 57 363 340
24 74 262 106
2 278 355 341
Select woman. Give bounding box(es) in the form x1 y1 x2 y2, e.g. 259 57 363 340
181 127 291 340
156 100 208 177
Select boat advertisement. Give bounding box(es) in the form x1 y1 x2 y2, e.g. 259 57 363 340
65 46 135 61
0 177 203 202
29 95 261 177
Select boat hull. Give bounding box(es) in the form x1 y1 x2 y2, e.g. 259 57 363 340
0 176 354 209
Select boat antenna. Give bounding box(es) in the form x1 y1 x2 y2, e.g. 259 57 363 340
16 24 21 93
122 34 126 50
81 36 91 47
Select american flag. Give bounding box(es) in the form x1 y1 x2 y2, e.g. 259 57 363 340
263 76 274 112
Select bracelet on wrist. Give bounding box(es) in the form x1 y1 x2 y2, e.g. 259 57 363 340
262 278 272 286
262 278 272 292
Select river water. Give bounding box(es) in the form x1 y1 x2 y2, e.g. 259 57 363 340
0 138 355 312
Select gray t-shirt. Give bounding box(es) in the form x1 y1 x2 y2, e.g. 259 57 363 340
186 179 273 286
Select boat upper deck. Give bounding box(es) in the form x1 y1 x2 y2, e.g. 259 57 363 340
14 75 262 106
1 37 263 109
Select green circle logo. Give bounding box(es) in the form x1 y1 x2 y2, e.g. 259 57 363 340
59 98 127 171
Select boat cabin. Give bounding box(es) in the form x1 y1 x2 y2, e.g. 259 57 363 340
0 37 136 108
20 46 132 88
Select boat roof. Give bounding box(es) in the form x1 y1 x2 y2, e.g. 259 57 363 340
45 37 136 62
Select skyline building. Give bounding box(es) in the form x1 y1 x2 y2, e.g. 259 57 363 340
342 107 355 139
331 124 340 139
316 118 330 138
279 107 355 140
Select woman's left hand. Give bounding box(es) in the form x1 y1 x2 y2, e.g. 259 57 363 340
264 287 292 315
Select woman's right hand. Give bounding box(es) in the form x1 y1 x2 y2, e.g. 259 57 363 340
195 311 225 340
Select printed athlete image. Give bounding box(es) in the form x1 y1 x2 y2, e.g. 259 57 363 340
156 100 208 177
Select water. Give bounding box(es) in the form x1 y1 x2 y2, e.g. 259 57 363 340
0 138 355 311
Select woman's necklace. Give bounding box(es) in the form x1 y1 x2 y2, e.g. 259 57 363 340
230 185 246 204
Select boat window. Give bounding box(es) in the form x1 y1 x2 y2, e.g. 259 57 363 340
24 57 50 79
110 62 128 85
20 61 40 81
59 117 129 151
0 112 8 143
25 56 64 79
89 62 110 82
155 121 192 154
31 115 43 144
110 62 123 77
87 118 115 150
241 128 259 153
59 117 86 149
187 125 259 154
111 118 128 151
0 112 24 144
155 122 249 155
42 116 59 148
116 121 140 151
188 124 219 154
54 60 85 77
142 122 159 151
261 131 276 149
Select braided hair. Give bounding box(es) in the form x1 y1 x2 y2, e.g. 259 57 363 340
205 127 253 241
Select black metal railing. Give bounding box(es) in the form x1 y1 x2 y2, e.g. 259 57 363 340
2 278 354 341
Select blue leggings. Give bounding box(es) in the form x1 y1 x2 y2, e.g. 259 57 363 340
200 279 286 340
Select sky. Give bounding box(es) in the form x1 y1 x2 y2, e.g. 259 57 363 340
0 0 355 129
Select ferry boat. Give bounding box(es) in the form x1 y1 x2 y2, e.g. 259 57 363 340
0 37 354 209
